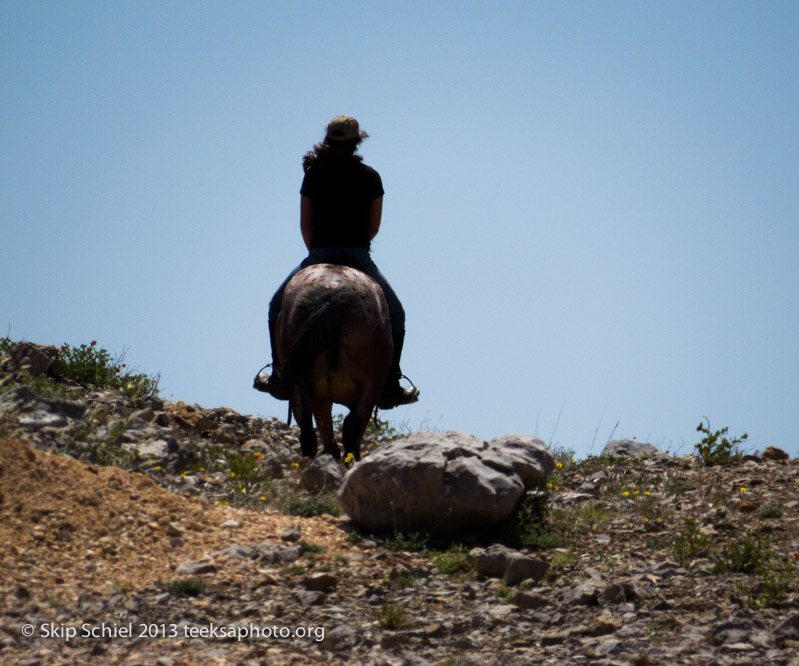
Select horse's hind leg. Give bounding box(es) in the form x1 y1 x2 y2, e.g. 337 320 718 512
293 398 318 459
312 400 340 460
341 400 373 461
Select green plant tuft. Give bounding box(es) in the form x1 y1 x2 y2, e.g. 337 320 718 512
278 491 341 518
164 578 206 597
374 602 410 630
694 418 747 466
672 517 710 562
503 490 566 549
430 544 475 578
713 532 772 574
385 530 429 552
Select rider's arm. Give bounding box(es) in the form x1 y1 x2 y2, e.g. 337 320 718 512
368 196 383 240
300 195 313 250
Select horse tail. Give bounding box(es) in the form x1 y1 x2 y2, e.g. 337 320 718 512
282 290 356 389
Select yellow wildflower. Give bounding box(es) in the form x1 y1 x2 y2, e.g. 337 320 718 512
622 491 630 497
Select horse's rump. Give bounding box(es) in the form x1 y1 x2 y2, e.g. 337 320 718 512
276 264 392 459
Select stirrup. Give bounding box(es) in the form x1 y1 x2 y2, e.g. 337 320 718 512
253 363 289 400
253 363 273 392
378 374 420 410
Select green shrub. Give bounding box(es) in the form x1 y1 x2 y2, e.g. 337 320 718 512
374 602 410 630
759 504 783 519
164 578 206 597
741 559 796 609
430 544 474 578
672 517 710 562
503 490 566 549
278 491 341 517
695 418 747 466
0 336 15 355
2 339 160 400
384 530 429 552
713 532 772 574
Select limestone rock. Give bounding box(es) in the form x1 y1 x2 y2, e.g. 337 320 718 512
337 431 554 533
302 573 338 592
467 544 549 585
0 341 64 378
602 439 658 457
174 557 216 575
301 454 344 493
762 446 790 461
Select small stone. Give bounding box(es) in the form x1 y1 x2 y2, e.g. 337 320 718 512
762 446 790 461
775 613 799 643
212 426 237 445
503 554 549 585
255 572 279 586
510 591 549 609
596 637 627 655
219 544 255 560
292 589 326 606
540 630 570 646
380 632 405 649
488 604 516 619
301 454 344 493
221 519 241 529
281 528 302 542
563 579 603 607
302 573 338 592
129 408 155 424
136 439 173 458
583 618 619 636
320 625 359 651
175 558 216 575
709 619 754 645
165 523 182 537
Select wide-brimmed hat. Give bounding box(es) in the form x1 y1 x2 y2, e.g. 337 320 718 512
326 115 367 141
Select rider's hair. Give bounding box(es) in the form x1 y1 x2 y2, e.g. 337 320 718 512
302 136 365 173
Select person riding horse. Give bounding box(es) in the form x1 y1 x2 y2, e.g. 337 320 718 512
255 115 419 410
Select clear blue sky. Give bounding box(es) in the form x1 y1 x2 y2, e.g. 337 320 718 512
2 2 797 458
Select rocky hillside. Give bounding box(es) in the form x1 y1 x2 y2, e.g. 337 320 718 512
1 341 799 666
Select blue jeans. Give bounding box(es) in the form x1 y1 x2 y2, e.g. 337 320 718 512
268 247 405 331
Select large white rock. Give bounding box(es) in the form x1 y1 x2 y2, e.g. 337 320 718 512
337 432 555 533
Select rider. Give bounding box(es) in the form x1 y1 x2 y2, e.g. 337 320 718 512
254 115 420 409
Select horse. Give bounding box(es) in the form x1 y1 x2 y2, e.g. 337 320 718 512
275 263 393 461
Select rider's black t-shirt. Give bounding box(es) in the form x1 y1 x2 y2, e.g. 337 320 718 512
300 158 384 250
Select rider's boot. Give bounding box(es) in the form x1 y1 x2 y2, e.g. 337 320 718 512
378 329 420 410
253 320 290 401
